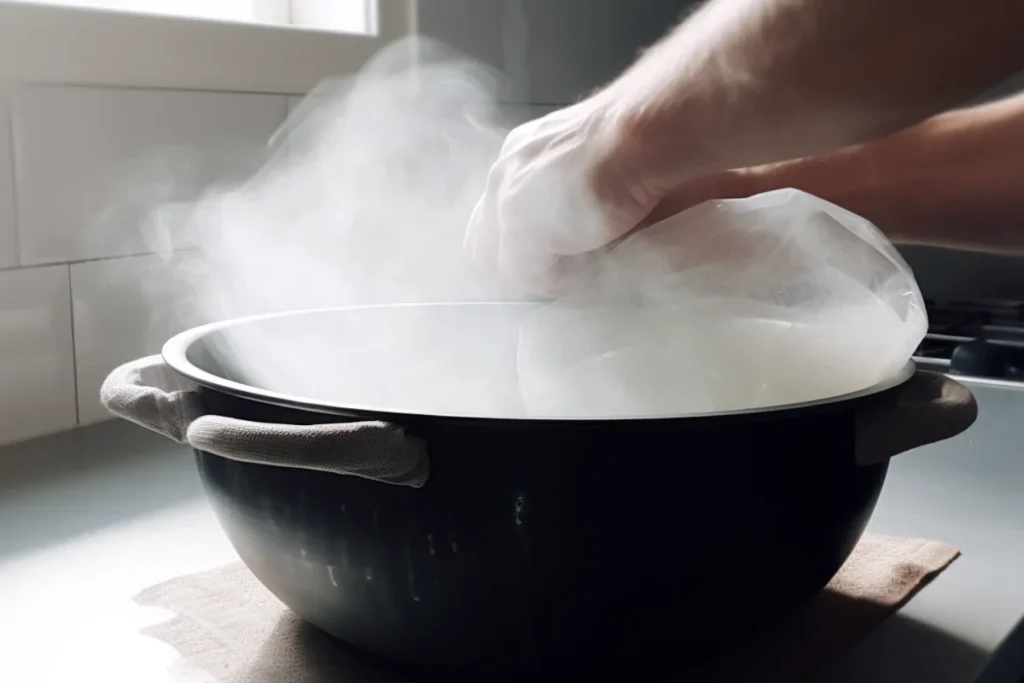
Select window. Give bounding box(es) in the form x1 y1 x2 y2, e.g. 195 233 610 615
0 0 413 93
9 0 378 35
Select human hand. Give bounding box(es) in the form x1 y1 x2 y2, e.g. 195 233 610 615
643 169 762 225
461 90 782 296
463 97 668 295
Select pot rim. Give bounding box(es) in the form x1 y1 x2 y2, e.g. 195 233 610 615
162 302 917 423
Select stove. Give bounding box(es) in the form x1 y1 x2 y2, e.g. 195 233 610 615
913 299 1024 382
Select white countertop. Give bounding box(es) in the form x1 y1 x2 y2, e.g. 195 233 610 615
810 377 1024 683
0 423 238 683
0 375 1021 683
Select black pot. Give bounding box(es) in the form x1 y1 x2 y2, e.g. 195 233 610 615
138 303 976 676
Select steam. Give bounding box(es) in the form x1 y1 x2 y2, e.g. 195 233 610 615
146 38 515 313
134 35 925 419
139 37 538 413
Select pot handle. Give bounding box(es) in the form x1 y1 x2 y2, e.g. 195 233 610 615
855 369 978 467
99 355 429 488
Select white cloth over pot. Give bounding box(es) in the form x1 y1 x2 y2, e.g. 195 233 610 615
516 189 928 417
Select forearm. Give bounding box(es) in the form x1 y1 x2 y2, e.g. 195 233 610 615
607 0 1024 185
745 93 1024 254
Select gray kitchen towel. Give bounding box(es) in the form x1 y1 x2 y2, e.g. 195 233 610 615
100 354 199 444
133 533 959 683
100 355 429 487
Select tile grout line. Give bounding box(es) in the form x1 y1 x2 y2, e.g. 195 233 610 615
0 247 200 273
66 263 80 426
6 91 21 267
28 81 304 100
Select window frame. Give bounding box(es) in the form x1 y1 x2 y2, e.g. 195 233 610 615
0 0 415 94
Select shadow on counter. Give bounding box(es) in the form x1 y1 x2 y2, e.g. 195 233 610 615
809 612 988 683
240 611 990 683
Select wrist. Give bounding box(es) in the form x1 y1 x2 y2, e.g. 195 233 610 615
581 93 690 223
741 136 933 245
742 142 879 205
595 88 723 201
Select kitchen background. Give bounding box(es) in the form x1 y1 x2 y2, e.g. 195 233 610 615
0 0 1022 448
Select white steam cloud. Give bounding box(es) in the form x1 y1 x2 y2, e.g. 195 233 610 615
138 38 540 416
144 38 517 317
133 36 924 419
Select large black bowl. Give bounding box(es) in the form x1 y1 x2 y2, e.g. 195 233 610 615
158 303 977 676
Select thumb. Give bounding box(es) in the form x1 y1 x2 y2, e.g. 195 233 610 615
641 169 759 227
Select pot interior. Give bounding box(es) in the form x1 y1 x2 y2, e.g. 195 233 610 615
177 302 532 419
164 302 914 421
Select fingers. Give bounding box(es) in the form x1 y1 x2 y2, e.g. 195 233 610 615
465 167 564 296
642 169 757 226
464 167 504 269
498 233 576 297
465 145 576 293
463 102 650 296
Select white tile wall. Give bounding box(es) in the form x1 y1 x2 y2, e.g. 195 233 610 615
60 100 562 430
71 254 187 425
0 87 15 269
0 9 723 447
12 86 288 266
0 84 295 443
0 265 77 443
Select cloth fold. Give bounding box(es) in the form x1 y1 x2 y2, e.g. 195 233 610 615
100 355 430 487
133 533 959 683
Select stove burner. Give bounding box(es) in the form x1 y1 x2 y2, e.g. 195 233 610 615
918 299 1024 381
950 339 1024 379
